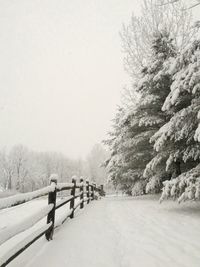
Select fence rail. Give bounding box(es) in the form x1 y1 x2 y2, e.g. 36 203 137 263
0 176 105 267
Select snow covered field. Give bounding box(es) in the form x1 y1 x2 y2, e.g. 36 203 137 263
1 195 200 267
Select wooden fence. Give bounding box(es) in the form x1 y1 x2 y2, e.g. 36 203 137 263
0 177 104 267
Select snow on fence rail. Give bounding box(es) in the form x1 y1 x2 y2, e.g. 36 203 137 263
0 204 53 246
0 176 105 267
0 184 55 210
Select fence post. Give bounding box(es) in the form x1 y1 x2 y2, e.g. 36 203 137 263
45 178 57 241
80 178 84 209
86 180 90 204
100 184 104 196
94 183 97 200
92 184 95 200
70 178 76 219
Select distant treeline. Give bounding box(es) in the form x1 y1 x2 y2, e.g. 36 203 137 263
0 143 108 194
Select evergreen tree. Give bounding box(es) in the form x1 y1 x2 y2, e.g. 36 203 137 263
105 105 153 195
136 30 176 193
153 39 200 202
105 30 176 195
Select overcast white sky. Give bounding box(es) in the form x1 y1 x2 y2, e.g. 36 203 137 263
0 0 199 159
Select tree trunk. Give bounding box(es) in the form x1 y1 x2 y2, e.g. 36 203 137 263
7 174 12 190
173 161 181 178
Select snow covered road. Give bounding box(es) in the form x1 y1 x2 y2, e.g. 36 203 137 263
4 195 200 267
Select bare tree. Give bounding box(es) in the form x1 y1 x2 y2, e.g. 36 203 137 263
9 145 29 192
0 150 13 190
86 144 108 185
162 0 200 9
120 0 196 80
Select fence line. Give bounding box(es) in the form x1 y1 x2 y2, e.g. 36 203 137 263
0 176 105 267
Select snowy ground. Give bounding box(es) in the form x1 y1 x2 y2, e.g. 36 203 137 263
1 195 200 267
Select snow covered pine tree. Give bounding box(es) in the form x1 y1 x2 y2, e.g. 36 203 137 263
106 30 177 195
135 30 177 194
152 39 200 202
